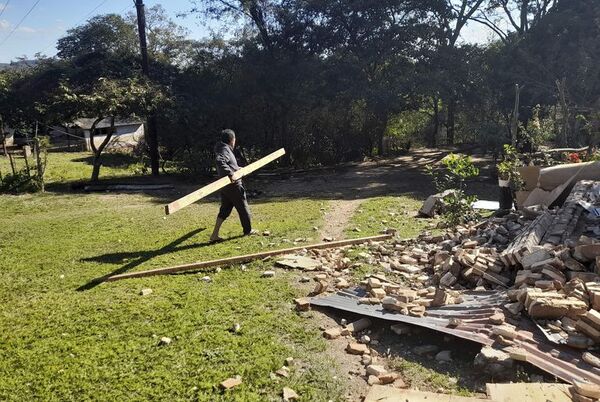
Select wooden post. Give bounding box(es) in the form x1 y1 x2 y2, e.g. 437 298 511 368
165 148 286 215
7 152 15 175
23 145 31 178
0 116 6 156
135 0 159 177
33 121 44 192
556 78 569 146
511 84 520 147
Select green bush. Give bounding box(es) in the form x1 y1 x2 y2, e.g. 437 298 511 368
427 153 480 227
0 168 39 193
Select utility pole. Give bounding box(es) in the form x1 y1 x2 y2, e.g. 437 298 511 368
511 84 520 147
135 0 160 176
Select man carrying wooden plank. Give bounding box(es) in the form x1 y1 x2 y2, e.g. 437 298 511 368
210 129 257 242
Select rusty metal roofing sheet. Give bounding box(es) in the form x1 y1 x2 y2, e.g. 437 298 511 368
311 289 600 385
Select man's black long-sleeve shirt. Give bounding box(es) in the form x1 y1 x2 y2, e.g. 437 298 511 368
214 141 241 179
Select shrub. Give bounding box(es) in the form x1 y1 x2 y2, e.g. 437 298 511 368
427 153 480 227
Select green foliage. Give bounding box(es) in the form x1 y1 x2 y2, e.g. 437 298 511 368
386 110 431 147
0 168 37 193
0 137 49 194
519 105 555 149
496 144 524 190
56 14 138 59
427 154 479 226
57 77 168 122
429 153 479 192
3 0 600 172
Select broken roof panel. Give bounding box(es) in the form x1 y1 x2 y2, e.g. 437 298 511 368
311 288 600 386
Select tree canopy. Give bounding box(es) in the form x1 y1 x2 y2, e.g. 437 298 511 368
1 0 599 174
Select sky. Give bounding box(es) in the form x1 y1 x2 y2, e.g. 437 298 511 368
0 0 495 63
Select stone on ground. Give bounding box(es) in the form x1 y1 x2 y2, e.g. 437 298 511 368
282 387 299 401
220 376 242 390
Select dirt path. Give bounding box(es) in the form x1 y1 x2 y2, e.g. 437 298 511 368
320 199 364 240
256 148 495 201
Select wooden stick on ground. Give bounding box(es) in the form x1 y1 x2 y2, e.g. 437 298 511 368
105 233 393 282
165 148 286 215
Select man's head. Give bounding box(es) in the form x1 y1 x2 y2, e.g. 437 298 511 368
221 129 236 148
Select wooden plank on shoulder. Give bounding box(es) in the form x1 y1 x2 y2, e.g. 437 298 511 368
165 148 286 215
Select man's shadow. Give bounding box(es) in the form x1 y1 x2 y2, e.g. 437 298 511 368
77 228 242 291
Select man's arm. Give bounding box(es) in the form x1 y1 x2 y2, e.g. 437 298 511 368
216 152 235 180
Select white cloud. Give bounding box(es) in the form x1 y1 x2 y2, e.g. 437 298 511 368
16 26 36 33
0 19 9 30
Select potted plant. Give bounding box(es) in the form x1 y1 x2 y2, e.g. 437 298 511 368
496 144 524 210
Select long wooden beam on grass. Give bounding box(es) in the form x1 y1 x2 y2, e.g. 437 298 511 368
165 148 286 215
105 233 393 282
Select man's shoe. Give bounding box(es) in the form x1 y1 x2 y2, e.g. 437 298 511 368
244 229 259 236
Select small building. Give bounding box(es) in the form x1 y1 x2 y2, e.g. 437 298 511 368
51 118 145 152
1 127 14 147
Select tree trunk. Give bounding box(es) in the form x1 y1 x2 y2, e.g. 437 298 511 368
430 98 439 148
378 130 385 156
91 153 102 182
556 79 569 146
447 100 456 145
88 116 115 182
0 116 6 156
511 84 520 147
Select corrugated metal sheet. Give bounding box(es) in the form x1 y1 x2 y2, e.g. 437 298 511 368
311 289 600 385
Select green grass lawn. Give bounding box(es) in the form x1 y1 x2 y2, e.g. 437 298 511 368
0 177 344 400
0 152 344 400
0 152 479 400
0 151 146 185
345 196 439 239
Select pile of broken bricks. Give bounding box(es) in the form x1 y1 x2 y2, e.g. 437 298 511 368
287 180 600 392
498 181 600 347
292 181 600 346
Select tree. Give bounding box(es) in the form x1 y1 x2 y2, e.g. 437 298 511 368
56 77 168 181
56 14 138 60
127 5 192 66
428 0 487 144
0 71 13 155
472 0 557 42
188 0 278 52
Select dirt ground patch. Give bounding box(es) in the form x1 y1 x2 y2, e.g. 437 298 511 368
320 199 364 240
259 149 516 401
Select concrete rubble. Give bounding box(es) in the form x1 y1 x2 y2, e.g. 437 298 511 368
285 180 600 388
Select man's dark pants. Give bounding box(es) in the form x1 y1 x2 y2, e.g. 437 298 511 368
218 182 252 234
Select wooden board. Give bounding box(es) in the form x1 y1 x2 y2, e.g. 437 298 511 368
165 148 286 215
105 233 393 282
486 383 572 402
364 385 490 402
515 190 531 209
538 161 600 191
518 166 541 191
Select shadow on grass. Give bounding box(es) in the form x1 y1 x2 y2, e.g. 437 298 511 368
77 227 245 291
72 153 140 168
